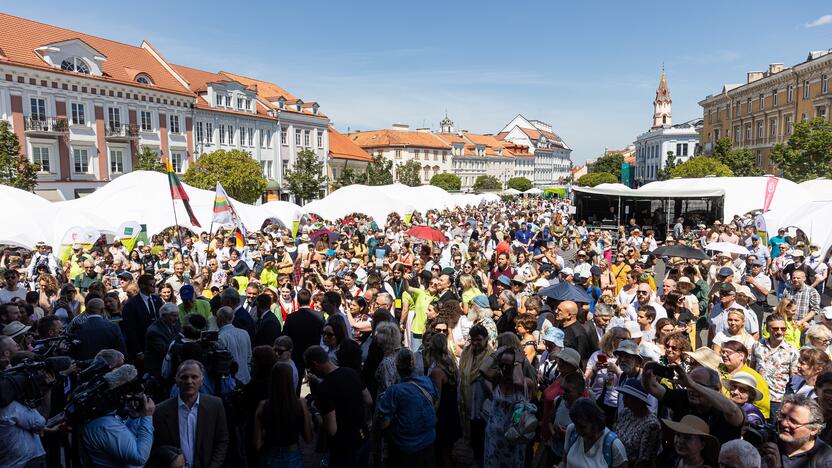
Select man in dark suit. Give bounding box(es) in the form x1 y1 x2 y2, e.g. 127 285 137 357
71 298 126 361
144 303 180 382
152 360 229 468
584 302 612 353
253 294 281 348
282 289 324 392
121 274 164 361
220 288 255 342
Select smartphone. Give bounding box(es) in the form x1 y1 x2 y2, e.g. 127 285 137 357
653 364 676 379
596 353 608 365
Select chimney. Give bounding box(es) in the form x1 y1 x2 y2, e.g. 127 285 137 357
768 63 784 75
415 127 431 133
391 123 410 131
747 71 764 84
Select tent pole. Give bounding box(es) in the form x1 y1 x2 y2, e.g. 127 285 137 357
617 196 621 226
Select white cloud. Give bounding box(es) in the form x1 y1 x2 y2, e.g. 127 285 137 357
805 14 832 28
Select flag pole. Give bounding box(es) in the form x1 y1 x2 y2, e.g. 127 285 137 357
169 178 184 249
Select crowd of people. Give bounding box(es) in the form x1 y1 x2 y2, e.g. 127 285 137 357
1 196 832 468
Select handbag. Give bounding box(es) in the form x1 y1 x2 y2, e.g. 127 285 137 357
504 382 538 444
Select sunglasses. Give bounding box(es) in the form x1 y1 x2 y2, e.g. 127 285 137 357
769 326 786 331
637 290 650 295
434 328 448 334
321 331 336 338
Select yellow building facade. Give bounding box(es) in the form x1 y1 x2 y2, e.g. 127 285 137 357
699 50 832 170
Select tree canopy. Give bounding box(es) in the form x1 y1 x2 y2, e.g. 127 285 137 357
0 121 39 192
396 160 422 186
770 117 832 182
656 152 679 181
590 153 623 180
430 172 461 191
136 146 166 173
507 176 533 192
332 167 364 190
668 156 733 178
182 149 267 204
472 175 501 191
366 154 393 186
576 172 617 187
711 137 764 176
282 148 326 203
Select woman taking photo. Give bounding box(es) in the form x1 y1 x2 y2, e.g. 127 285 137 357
253 363 312 468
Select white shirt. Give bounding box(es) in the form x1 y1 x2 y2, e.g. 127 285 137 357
178 394 200 468
564 425 628 468
625 300 667 326
218 324 252 384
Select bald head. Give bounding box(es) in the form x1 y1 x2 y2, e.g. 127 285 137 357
86 298 105 315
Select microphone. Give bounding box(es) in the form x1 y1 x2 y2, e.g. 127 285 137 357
77 357 110 382
103 365 138 389
44 356 73 373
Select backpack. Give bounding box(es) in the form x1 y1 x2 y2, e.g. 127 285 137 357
567 427 618 467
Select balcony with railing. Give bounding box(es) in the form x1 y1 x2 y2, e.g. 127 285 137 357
105 124 140 140
24 117 68 135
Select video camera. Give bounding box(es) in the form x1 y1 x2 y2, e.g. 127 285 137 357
0 356 72 408
33 333 80 357
49 363 154 427
198 331 235 377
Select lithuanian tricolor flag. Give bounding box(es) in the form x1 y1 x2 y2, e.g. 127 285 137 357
164 156 201 227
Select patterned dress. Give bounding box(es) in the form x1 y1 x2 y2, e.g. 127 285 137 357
484 384 528 468
616 408 661 465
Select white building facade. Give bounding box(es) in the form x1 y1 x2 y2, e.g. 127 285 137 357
497 115 572 187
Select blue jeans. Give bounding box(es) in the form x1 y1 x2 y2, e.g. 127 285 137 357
410 335 422 352
260 446 303 468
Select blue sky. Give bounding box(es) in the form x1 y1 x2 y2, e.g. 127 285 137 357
5 1 832 163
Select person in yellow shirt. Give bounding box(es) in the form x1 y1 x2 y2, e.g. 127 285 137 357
610 253 632 295
259 256 279 289
719 339 770 419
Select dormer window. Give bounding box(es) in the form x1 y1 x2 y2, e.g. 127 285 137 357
277 97 286 109
135 74 154 85
61 57 90 74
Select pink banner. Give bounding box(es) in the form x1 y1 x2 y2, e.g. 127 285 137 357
763 176 779 212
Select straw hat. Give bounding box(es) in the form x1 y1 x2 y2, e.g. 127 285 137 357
661 415 719 459
684 347 722 371
721 371 763 402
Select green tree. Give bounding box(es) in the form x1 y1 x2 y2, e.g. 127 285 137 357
396 160 422 186
472 175 501 191
281 149 326 203
366 153 393 185
183 149 267 204
507 176 533 192
711 137 763 176
669 156 733 178
770 117 832 182
590 153 624 180
576 172 617 187
135 146 166 172
332 168 364 190
430 172 461 191
0 121 39 191
656 152 679 181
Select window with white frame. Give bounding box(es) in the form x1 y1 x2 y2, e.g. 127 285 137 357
414 149 420 160
169 115 180 134
818 106 827 120
295 129 301 146
281 160 288 177
785 115 793 135
70 103 85 125
804 80 811 99
802 112 808 121
260 160 273 178
759 94 764 110
228 125 234 145
395 150 402 159
261 130 268 148
317 132 323 148
60 57 90 74
747 98 752 113
824 75 830 94
216 94 222 107
30 98 46 120
788 84 794 103
219 124 226 144
735 101 741 116
171 152 184 173
225 95 232 107
770 118 777 137
281 127 287 146
206 123 213 144
140 111 153 131
110 149 124 174
772 89 778 106
73 148 90 174
196 122 204 143
757 120 764 138
304 130 311 147
248 128 254 146
32 146 50 172
108 108 121 130
745 125 751 141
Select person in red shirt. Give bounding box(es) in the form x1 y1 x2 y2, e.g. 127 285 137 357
489 252 514 295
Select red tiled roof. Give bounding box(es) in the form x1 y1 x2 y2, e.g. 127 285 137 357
351 130 451 150
329 127 371 162
0 13 192 95
219 71 299 103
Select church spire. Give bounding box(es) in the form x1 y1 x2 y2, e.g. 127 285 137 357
652 65 672 128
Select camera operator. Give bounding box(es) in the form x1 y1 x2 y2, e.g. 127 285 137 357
80 367 156 467
760 394 832 467
0 352 52 468
161 313 207 383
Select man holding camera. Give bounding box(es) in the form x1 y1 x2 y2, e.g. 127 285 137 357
82 387 155 466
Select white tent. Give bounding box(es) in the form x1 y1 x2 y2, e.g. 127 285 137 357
479 193 501 203
524 188 544 195
256 201 304 229
502 188 521 195
303 185 410 225
0 185 54 249
798 179 832 202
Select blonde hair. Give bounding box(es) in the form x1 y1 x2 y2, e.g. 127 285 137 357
458 274 476 292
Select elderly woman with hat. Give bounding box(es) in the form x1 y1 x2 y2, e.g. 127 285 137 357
663 414 719 467
723 371 766 426
616 378 661 467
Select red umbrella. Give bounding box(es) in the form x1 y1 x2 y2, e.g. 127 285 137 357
406 225 447 243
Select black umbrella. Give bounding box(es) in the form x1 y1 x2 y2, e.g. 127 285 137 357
537 282 593 304
650 244 709 260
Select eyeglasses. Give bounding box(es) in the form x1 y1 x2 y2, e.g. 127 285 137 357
432 267 441 271
434 328 448 334
666 345 680 351
768 326 787 331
